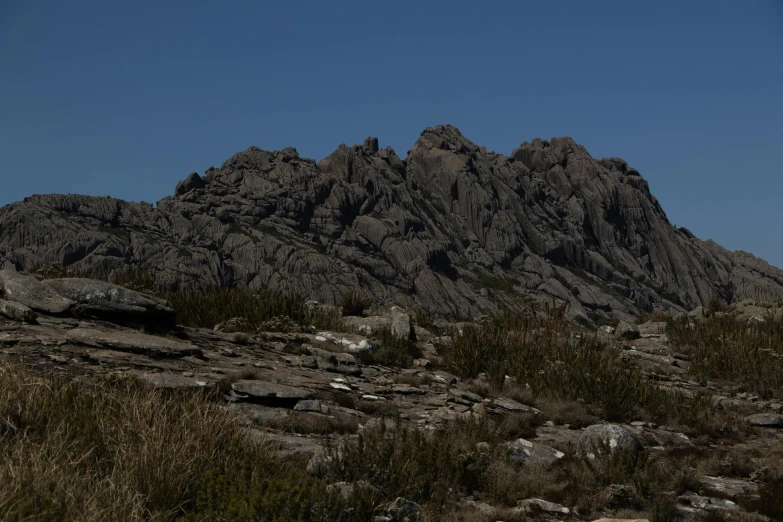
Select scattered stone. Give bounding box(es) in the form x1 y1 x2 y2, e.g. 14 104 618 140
0 299 37 323
383 497 422 521
0 270 74 315
413 358 430 368
330 382 352 392
518 498 570 515
433 371 458 385
294 400 324 413
578 424 642 463
678 491 739 511
504 438 565 466
615 321 640 340
746 413 783 428
307 346 361 375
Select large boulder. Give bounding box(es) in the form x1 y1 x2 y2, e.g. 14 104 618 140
0 299 37 323
42 278 175 326
0 270 74 315
578 424 642 463
390 306 415 341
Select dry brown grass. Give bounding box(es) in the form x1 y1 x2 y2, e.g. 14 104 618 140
667 313 783 398
0 361 375 521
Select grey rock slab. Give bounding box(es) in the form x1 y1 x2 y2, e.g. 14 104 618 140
448 388 482 403
698 476 758 500
43 278 175 325
0 270 74 315
487 398 542 415
391 385 426 395
231 380 314 404
307 346 361 375
0 299 37 323
678 491 739 511
504 438 565 465
746 413 783 428
65 328 202 357
517 498 570 515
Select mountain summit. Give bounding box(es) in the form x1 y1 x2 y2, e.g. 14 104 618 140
2 125 782 324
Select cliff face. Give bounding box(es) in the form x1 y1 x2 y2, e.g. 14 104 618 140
2 125 782 323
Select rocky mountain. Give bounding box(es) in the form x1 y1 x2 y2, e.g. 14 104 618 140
2 125 782 324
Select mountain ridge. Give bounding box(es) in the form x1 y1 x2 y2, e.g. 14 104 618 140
2 124 782 325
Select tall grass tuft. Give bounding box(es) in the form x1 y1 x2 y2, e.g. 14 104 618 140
0 361 372 521
667 313 783 398
165 288 309 332
444 307 731 428
339 290 372 317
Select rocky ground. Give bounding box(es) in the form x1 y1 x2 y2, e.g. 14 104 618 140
2 268 783 521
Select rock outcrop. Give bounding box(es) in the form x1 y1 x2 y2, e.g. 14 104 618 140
2 125 782 323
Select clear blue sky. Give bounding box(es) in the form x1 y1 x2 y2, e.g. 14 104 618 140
1 1 782 266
